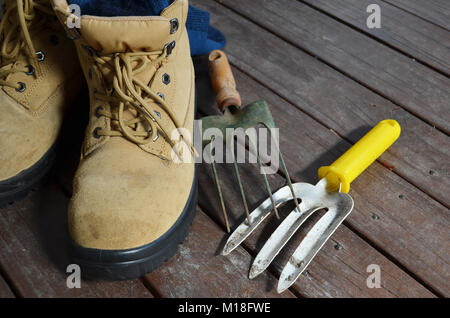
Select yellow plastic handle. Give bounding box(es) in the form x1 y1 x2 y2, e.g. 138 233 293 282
318 120 401 193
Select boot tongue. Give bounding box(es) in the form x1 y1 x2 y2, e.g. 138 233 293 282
80 16 171 54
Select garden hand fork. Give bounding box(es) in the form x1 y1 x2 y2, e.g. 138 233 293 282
222 120 401 293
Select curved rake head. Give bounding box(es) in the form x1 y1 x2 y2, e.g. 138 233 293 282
201 100 299 233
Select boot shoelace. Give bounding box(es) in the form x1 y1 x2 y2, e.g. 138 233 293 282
0 0 53 90
92 48 194 158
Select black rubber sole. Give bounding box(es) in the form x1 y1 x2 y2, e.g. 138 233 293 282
70 175 198 281
0 144 56 208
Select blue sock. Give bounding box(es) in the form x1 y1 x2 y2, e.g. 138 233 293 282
68 0 226 56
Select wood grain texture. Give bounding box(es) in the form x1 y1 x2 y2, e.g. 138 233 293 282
237 65 447 296
384 0 450 30
217 0 450 134
194 0 450 209
0 275 14 298
302 0 450 74
144 208 295 298
194 57 436 297
0 185 153 298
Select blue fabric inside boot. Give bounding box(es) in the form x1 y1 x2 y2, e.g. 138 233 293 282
68 0 225 56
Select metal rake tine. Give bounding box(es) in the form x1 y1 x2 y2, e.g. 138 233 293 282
210 138 230 233
257 157 280 220
248 138 280 220
230 147 251 225
264 124 300 214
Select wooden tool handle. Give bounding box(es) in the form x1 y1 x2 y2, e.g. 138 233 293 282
208 50 242 111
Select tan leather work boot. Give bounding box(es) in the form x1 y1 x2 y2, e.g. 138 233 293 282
52 0 197 279
0 0 82 207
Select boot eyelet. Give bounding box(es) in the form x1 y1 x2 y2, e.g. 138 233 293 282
162 73 170 85
16 82 26 92
95 106 104 118
93 127 102 139
164 41 176 56
36 51 45 62
170 18 179 34
25 65 35 75
154 111 161 119
157 92 165 100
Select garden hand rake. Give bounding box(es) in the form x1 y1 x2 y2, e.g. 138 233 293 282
201 50 299 233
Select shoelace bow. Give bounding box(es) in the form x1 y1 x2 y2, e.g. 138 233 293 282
0 0 53 89
93 50 195 157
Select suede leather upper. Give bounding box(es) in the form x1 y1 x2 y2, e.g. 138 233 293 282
0 0 82 181
52 0 196 250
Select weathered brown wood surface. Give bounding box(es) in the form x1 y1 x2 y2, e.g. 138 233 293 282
195 57 437 298
384 0 450 30
0 0 448 298
214 0 450 135
198 0 450 208
144 208 296 298
302 0 450 75
0 275 14 298
192 0 449 295
228 67 448 296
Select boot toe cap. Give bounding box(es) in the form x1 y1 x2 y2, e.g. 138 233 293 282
68 140 194 250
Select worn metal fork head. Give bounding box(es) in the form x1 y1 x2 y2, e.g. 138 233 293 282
252 179 353 293
221 179 353 292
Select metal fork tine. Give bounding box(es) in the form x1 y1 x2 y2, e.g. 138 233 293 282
249 205 321 279
277 205 352 293
221 184 297 255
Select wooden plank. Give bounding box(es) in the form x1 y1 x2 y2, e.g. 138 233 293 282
384 0 450 30
302 0 450 74
217 0 450 134
0 275 14 298
144 207 295 298
193 0 450 209
0 184 153 298
194 57 436 297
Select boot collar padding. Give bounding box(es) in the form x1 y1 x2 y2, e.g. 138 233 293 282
51 0 188 54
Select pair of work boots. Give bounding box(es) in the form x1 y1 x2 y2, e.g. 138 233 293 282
0 0 197 279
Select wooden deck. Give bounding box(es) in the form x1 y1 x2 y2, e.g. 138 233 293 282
0 0 448 298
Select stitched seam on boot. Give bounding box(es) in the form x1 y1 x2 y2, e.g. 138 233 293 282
30 72 82 117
